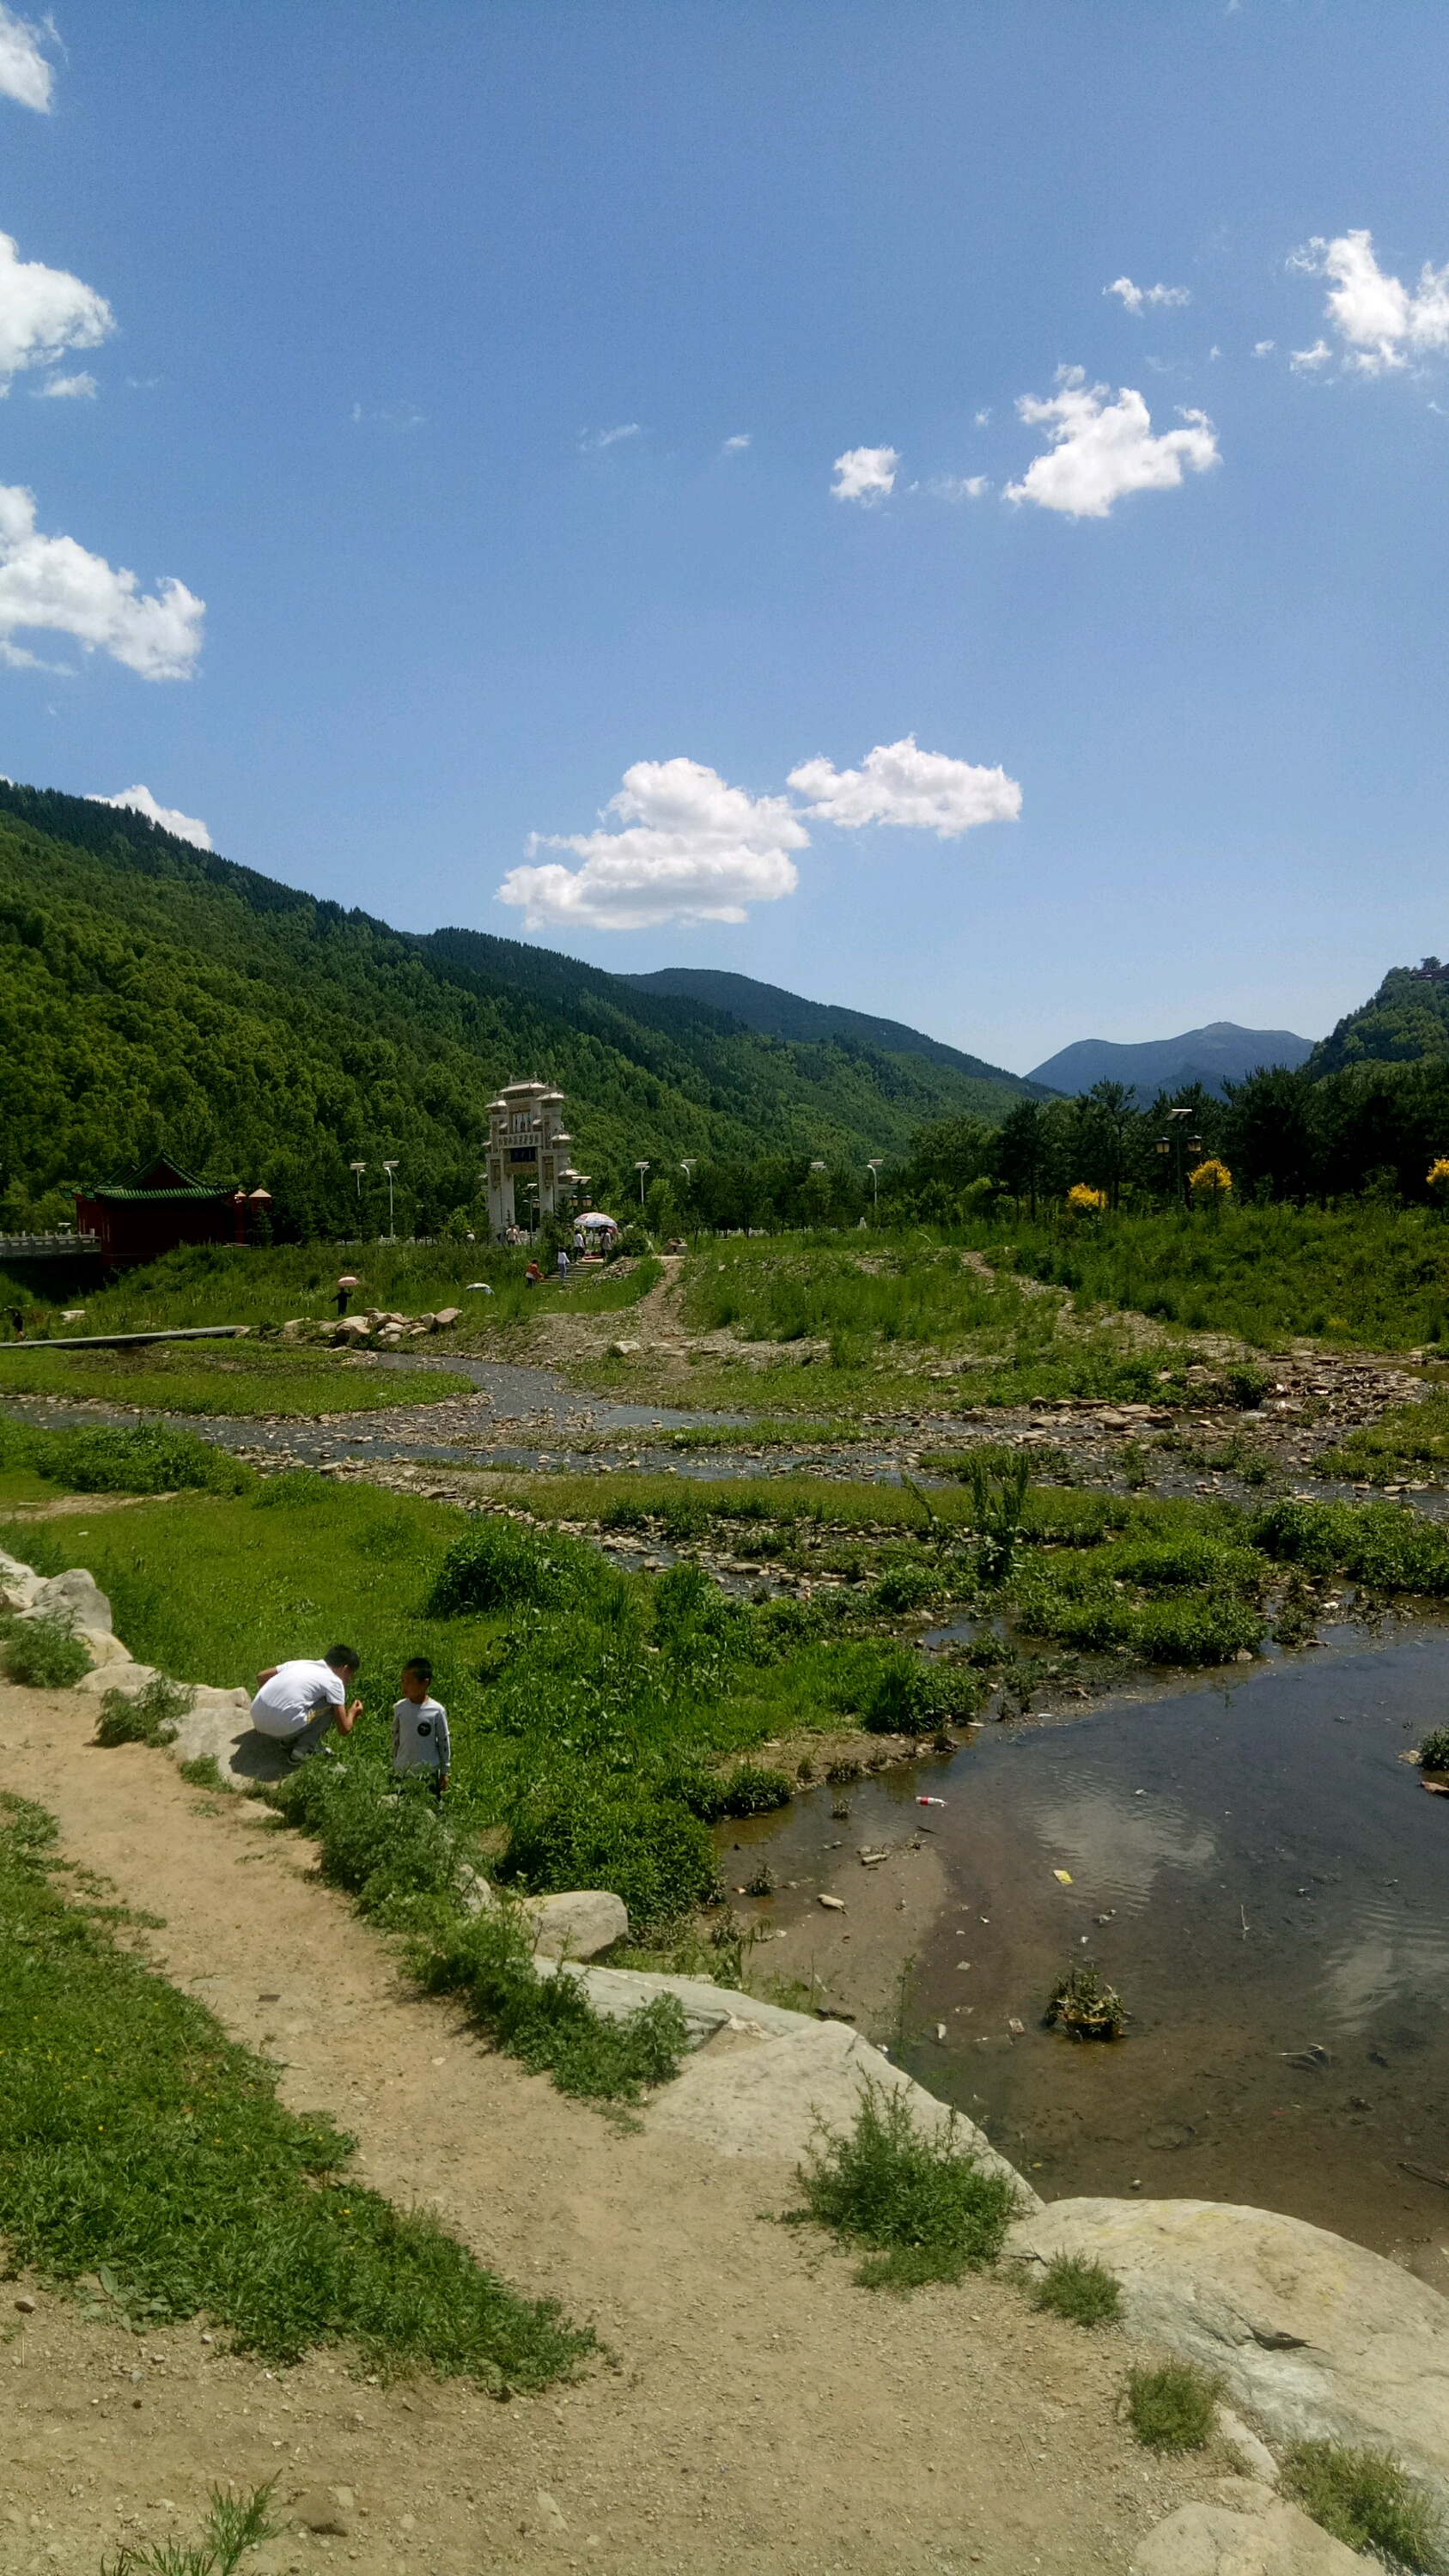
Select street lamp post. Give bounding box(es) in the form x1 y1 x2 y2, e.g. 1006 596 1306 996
866 1158 883 1210
381 1158 399 1239
1159 1109 1193 1207
635 1158 650 1207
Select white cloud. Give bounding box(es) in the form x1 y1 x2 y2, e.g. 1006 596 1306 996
1003 368 1219 518
0 231 113 393
86 783 212 849
721 431 751 453
831 444 898 503
498 756 807 932
1292 229 1449 374
33 369 95 399
1254 339 1275 356
974 408 990 426
1290 338 1333 373
0 6 56 111
788 735 1021 837
1105 276 1192 314
578 422 641 453
351 398 423 431
925 473 989 501
0 483 204 678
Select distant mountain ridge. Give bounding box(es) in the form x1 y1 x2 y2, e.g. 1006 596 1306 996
625 967 1052 1100
1027 1021 1314 1100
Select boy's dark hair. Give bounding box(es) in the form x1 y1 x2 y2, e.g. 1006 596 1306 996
403 1656 433 1683
326 1644 360 1673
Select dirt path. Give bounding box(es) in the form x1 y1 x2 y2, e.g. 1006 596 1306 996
0 1682 1227 2576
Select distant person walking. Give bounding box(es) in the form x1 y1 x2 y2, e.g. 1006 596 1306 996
556 1247 569 1281
250 1645 362 1765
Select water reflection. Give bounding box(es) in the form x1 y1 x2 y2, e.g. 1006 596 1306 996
1014 1772 1218 1910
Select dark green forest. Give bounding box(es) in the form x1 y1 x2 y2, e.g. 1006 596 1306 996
0 781 1033 1241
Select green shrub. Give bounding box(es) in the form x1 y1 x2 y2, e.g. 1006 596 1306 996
714 1764 794 1818
871 1559 946 1613
0 1417 253 1497
862 1652 939 1734
4 1612 91 1688
796 2081 1021 2289
179 1753 228 1791
253 1468 338 1507
1420 1727 1449 1774
425 1515 573 1616
503 1785 719 1929
416 1903 688 2103
101 2482 279 2576
1032 2253 1122 2327
1127 2360 1221 2450
1282 2439 1439 2569
95 1674 194 1747
277 1753 470 1921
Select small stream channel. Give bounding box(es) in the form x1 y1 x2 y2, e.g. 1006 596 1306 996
729 1623 1449 2272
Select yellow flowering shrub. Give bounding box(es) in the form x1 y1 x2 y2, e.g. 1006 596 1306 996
1067 1183 1108 1215
1428 1157 1449 1199
1189 1158 1232 1202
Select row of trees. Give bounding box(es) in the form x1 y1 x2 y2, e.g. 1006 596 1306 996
884 1057 1449 1224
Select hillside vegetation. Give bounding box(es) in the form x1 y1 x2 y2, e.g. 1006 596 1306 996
0 781 1028 1242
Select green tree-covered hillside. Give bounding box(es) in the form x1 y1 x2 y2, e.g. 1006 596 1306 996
1309 959 1449 1074
0 781 1028 1239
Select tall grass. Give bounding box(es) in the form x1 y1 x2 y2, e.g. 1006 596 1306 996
0 1341 478 1417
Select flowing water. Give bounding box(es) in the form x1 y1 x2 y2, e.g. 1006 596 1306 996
734 1623 1449 2273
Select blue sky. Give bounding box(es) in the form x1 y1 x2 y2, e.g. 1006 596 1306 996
1 3 1447 1073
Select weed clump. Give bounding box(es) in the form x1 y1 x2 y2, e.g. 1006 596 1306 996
101 2482 280 2576
1032 2253 1122 2327
425 1514 575 1616
416 1903 688 2102
95 1674 194 1747
1418 1727 1449 1774
1127 2360 1221 2450
797 2081 1021 2289
503 1783 718 1927
4 1612 91 1689
179 1753 228 1791
1044 1962 1125 2040
0 1415 253 1497
1281 2439 1439 2569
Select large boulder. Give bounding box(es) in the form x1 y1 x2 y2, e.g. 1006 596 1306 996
1007 2198 1449 2518
523 1889 627 1961
164 1694 290 1783
1133 2488 1364 2576
25 1565 113 1633
648 2010 1036 2193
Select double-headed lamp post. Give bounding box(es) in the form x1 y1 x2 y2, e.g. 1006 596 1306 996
1157 1109 1195 1207
866 1157 883 1209
635 1158 650 1207
381 1158 399 1239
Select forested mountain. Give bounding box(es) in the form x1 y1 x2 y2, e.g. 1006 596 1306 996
1309 960 1449 1076
0 781 1029 1239
624 966 1050 1096
1027 1021 1312 1098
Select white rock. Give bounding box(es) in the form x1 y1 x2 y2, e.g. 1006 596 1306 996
818 1893 846 1911
1006 2197 1449 2517
1131 2495 1362 2574
523 1890 628 1961
649 2013 1036 2195
433 1307 462 1327
1217 2409 1279 2486
75 1660 161 1698
164 1696 292 1784
27 1566 113 1633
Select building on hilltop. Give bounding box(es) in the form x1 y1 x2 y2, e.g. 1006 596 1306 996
74 1154 266 1268
484 1081 587 1239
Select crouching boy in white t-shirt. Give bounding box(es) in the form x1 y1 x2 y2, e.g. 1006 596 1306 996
250 1645 362 1765
392 1658 450 1796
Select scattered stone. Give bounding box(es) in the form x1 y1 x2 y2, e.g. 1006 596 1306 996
289 2489 353 2537
1131 2493 1361 2573
524 1889 628 1961
14 2295 35 2313
818 1893 846 1911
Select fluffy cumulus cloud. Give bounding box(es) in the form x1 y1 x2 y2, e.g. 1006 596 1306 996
0 483 204 678
498 757 807 932
0 5 55 110
1105 276 1191 313
86 783 212 849
788 735 1020 837
831 444 898 503
1003 368 1218 519
0 231 113 393
1291 228 1449 374
34 369 95 399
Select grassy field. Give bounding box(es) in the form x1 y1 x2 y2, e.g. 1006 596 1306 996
983 1202 1449 1352
0 1794 583 2385
0 1239 661 1344
0 1340 480 1418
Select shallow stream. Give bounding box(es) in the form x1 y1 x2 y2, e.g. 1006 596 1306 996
734 1624 1449 2272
